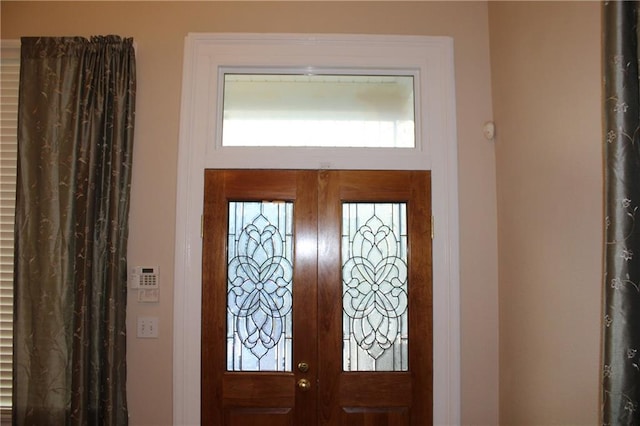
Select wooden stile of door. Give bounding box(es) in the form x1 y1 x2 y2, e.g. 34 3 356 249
202 170 432 426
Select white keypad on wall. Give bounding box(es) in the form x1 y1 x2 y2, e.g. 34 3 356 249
130 266 160 289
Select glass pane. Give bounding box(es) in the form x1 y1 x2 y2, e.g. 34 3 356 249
222 73 415 148
342 203 408 372
227 201 294 371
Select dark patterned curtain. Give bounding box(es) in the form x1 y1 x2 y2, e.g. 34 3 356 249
12 36 135 425
603 2 640 424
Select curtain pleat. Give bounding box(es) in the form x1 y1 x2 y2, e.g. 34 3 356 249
602 2 640 424
13 36 135 425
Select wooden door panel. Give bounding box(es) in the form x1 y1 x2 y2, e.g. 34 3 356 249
340 407 409 426
202 170 318 425
225 408 293 426
222 374 295 406
318 170 432 426
339 374 412 405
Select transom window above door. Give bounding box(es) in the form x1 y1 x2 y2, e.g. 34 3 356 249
221 72 416 148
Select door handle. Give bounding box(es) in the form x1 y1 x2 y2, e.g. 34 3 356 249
297 378 311 391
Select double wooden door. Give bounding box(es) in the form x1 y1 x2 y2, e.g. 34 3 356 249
202 170 432 425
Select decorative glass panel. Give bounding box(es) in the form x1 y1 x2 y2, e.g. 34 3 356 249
342 203 408 371
227 201 294 371
222 73 415 148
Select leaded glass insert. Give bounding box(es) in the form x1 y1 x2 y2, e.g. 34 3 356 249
342 203 408 372
227 201 294 371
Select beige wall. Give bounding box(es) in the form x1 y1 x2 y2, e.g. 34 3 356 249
489 2 602 425
2 2 605 424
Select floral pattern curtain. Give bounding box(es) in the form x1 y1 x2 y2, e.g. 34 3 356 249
603 2 640 424
13 36 135 425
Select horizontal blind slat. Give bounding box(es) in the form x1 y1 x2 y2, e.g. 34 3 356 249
1 42 19 412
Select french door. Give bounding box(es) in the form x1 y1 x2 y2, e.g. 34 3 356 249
202 170 432 425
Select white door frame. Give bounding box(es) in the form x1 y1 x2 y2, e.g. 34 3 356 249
173 33 460 425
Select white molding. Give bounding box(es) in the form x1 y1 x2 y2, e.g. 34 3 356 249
173 33 460 426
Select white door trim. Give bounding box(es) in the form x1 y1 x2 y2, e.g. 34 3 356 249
172 33 460 425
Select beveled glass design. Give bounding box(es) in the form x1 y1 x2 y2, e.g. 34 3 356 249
342 203 409 371
227 201 294 371
222 73 415 148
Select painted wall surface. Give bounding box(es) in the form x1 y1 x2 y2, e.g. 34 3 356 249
489 2 602 425
1 2 499 425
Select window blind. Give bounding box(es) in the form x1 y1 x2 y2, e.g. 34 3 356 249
0 40 19 417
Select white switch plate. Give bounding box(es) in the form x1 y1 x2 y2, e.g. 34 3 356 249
137 316 159 338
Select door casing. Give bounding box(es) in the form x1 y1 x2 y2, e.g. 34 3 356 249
174 33 460 426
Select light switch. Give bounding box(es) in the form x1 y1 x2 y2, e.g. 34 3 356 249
137 316 159 338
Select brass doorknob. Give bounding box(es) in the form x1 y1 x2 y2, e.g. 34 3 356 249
297 378 311 391
297 361 309 373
